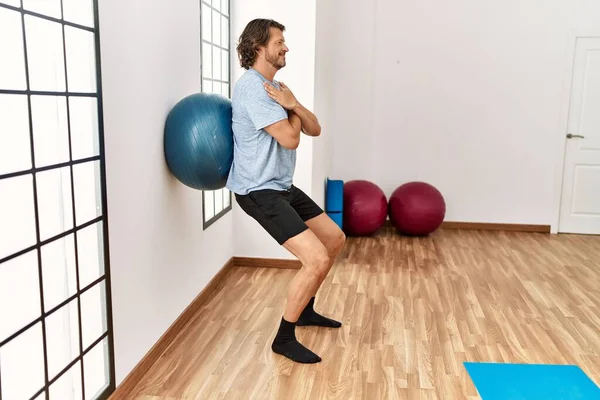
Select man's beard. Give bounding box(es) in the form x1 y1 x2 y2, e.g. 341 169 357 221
266 50 286 69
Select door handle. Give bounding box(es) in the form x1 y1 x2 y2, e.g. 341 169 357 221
567 133 585 139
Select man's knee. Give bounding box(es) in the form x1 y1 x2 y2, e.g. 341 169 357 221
327 229 346 257
308 248 330 279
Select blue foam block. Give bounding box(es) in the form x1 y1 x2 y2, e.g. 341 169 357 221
464 362 600 400
325 178 343 212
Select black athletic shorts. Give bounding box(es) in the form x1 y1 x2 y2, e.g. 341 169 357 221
235 185 324 245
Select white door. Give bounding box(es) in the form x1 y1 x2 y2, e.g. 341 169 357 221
559 37 600 234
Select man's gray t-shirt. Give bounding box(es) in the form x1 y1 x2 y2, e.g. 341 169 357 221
226 68 296 195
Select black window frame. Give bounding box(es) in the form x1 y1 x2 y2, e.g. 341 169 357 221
200 0 232 230
0 0 116 398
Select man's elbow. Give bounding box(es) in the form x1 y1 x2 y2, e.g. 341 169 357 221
284 125 301 149
305 124 321 137
284 137 300 150
276 130 300 149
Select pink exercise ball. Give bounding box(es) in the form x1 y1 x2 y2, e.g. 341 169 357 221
388 182 446 236
343 180 387 236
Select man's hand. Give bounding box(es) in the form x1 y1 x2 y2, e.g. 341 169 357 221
264 81 298 110
265 81 321 136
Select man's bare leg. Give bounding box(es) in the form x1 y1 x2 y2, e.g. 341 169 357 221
295 213 346 327
281 229 330 322
270 228 330 363
305 213 346 294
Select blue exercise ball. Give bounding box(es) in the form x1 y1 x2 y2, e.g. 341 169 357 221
164 92 233 190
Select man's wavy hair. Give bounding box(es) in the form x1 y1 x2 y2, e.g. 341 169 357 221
237 19 285 70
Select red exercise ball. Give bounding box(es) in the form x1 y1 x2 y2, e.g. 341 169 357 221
343 180 387 236
389 182 446 236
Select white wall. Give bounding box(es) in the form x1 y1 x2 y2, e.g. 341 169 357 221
231 0 317 258
321 1 380 186
312 0 338 209
322 0 600 227
98 0 233 384
577 0 600 30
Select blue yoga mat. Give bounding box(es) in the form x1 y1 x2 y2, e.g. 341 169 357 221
325 178 343 212
325 178 343 229
464 362 600 400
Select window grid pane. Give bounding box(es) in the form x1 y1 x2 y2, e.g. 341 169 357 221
31 95 69 168
0 7 27 90
212 45 221 80
0 250 40 344
84 337 109 400
41 234 77 312
204 190 215 221
65 26 97 93
0 1 114 399
200 0 231 227
0 94 31 175
212 9 220 47
45 298 79 380
25 14 66 92
36 166 74 241
0 322 45 400
69 97 100 161
0 174 37 260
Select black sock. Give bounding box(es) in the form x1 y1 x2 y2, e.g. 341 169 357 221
271 317 321 363
296 297 342 328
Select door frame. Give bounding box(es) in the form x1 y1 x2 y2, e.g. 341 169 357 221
552 29 600 234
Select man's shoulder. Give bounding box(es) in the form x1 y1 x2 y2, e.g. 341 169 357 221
235 69 265 94
233 70 272 111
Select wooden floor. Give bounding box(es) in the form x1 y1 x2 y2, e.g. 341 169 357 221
124 227 600 399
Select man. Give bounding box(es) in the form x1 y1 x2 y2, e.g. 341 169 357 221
226 19 346 364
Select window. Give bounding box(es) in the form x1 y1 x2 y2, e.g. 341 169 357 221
0 0 115 399
200 0 232 229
